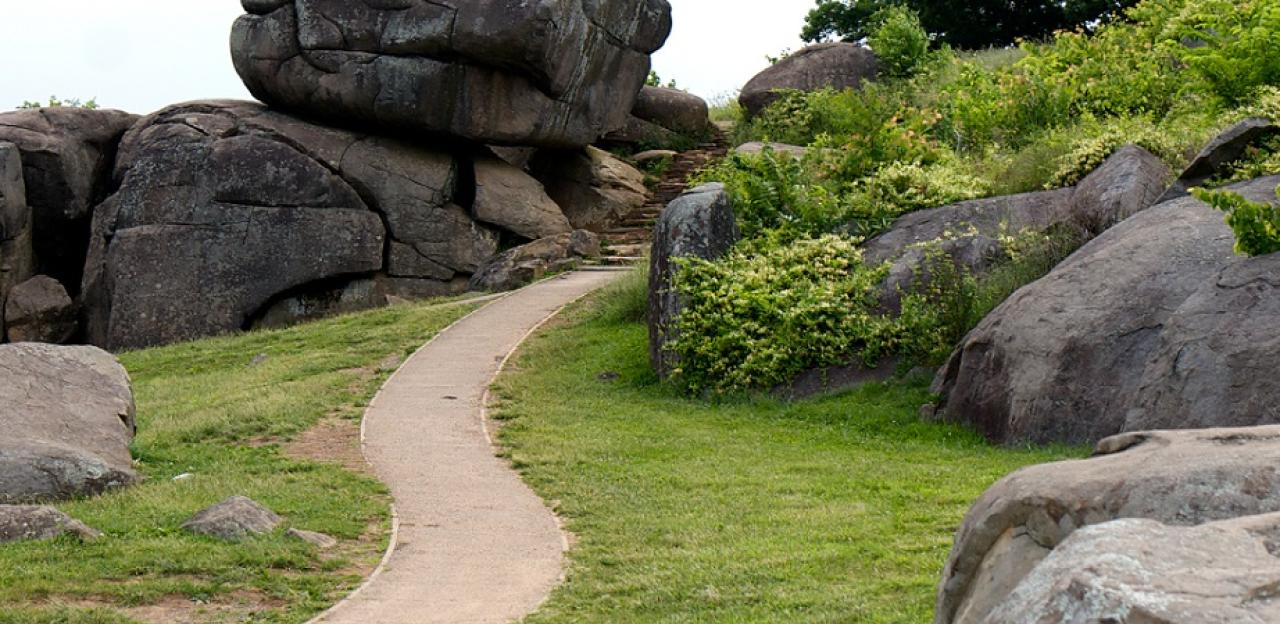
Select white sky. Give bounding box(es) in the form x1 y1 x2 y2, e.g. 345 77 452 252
0 1 812 114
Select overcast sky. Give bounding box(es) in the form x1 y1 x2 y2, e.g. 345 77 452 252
0 1 813 114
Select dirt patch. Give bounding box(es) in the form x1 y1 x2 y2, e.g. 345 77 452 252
283 417 369 475
46 590 287 624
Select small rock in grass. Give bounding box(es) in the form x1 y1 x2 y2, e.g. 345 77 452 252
182 496 281 540
286 528 338 550
597 371 621 382
0 505 102 543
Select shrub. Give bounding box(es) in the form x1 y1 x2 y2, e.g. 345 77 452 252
18 95 98 109
868 7 931 79
1193 186 1280 256
1164 0 1280 104
1044 115 1194 187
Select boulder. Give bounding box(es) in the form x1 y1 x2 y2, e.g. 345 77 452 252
0 108 138 293
631 149 678 165
600 115 689 150
984 513 1280 624
930 176 1279 446
936 425 1280 624
1162 117 1280 201
251 274 469 330
472 156 572 240
230 0 673 148
648 183 739 378
0 343 136 503
1067 143 1171 235
0 142 34 338
632 86 710 137
182 496 281 540
533 147 649 232
0 505 101 543
739 43 879 118
79 100 500 350
286 527 338 549
469 230 601 292
4 275 76 344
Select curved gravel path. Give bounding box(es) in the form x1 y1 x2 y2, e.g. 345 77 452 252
312 270 624 624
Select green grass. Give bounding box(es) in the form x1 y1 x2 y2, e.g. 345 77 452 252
0 298 481 624
491 271 1082 623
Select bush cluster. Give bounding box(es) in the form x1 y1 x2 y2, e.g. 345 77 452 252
1193 186 1280 256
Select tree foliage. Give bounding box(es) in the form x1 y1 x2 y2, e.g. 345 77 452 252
802 0 1138 49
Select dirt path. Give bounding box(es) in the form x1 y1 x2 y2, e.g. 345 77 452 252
311 270 625 624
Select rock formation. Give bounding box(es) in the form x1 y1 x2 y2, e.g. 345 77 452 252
0 142 33 339
4 275 76 344
532 147 649 233
739 43 879 118
230 0 673 148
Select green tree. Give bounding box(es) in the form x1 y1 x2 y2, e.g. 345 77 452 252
802 0 1137 49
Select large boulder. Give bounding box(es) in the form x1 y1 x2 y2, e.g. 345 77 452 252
632 86 710 137
533 146 649 232
936 425 1280 624
230 0 673 148
4 275 76 344
648 183 739 378
863 145 1170 314
739 43 879 118
472 155 572 240
931 176 1278 446
599 115 688 151
0 108 138 293
0 142 34 338
1162 117 1280 201
984 512 1280 624
0 343 136 503
80 101 500 350
469 230 601 292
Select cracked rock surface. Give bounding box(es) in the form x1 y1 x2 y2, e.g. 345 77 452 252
0 343 136 503
932 176 1280 446
937 425 1280 624
230 0 673 148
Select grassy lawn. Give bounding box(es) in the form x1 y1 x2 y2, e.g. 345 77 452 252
0 299 480 624
492 272 1082 623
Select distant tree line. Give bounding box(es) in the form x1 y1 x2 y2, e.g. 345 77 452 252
802 0 1138 49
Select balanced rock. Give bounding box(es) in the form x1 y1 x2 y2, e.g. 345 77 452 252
931 176 1277 446
648 183 739 378
533 147 649 232
0 142 34 335
470 230 601 292
985 513 1280 624
936 425 1280 624
182 496 281 540
0 343 136 503
231 0 673 148
632 86 710 137
80 100 503 350
739 43 879 118
0 108 138 293
0 505 102 543
4 275 76 344
472 155 572 240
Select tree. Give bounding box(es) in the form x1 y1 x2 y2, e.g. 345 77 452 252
802 0 1138 49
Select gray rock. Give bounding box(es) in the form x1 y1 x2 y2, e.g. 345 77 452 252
0 108 139 293
600 115 688 150
930 176 1279 446
0 142 34 339
182 496 281 540
631 149 678 165
739 43 879 118
472 156 572 240
1068 143 1172 235
1162 117 1280 201
469 230 601 292
231 0 673 148
0 505 102 543
286 527 338 549
632 86 710 137
251 274 469 330
4 275 76 344
79 100 498 350
936 425 1280 624
734 141 809 158
533 147 649 232
648 183 739 379
0 343 136 503
985 512 1280 624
